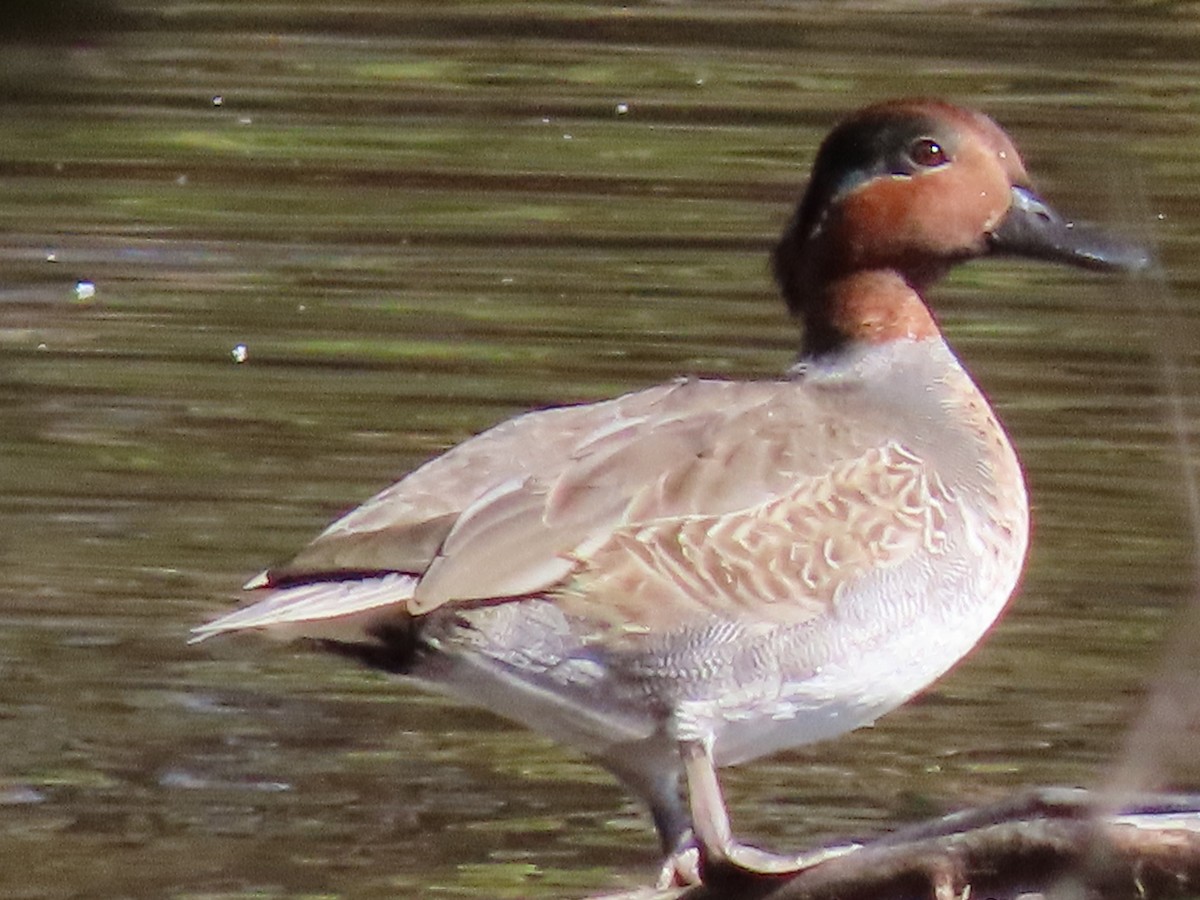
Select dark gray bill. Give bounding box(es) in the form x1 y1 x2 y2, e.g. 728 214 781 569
987 185 1149 273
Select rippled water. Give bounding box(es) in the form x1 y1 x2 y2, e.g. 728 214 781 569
3 3 1200 898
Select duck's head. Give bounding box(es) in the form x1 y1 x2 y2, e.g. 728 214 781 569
774 99 1148 357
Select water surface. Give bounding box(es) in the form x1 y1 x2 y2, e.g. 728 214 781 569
3 3 1200 898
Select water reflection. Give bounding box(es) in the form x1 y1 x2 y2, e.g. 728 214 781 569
1 3 1198 898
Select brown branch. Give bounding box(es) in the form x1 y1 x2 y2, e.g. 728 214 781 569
596 789 1200 900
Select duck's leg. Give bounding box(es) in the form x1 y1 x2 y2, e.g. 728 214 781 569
595 743 699 887
678 738 860 881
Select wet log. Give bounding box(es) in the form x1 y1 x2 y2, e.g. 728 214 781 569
599 788 1200 900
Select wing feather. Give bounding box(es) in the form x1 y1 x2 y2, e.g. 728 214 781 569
205 376 921 634
190 573 417 643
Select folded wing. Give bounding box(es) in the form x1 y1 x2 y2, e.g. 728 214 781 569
194 377 928 642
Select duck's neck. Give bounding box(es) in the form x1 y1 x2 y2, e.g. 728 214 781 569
796 269 941 360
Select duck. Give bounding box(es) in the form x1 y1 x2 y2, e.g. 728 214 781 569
192 99 1146 886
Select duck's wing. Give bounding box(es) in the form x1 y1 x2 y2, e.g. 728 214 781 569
263 379 755 585
193 377 915 642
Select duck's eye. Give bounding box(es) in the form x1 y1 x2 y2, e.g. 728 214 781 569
908 138 949 168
